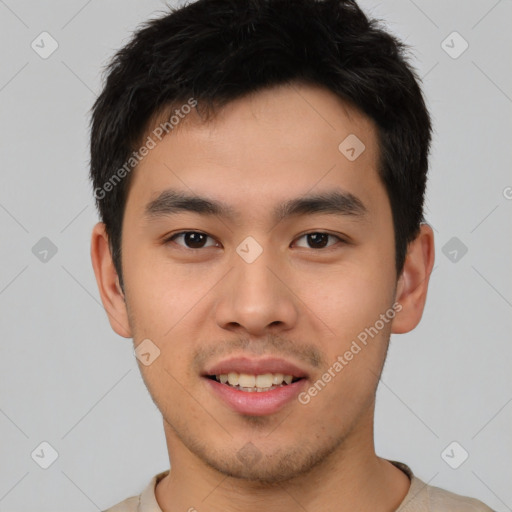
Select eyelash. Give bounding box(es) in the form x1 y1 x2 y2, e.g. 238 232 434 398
163 230 347 251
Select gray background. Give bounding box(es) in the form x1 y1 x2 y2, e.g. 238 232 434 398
0 0 511 510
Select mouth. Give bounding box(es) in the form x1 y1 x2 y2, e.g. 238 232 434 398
205 372 303 392
201 357 309 415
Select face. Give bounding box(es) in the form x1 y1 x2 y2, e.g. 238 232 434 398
108 83 404 482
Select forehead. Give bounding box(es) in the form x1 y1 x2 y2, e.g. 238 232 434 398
125 83 385 222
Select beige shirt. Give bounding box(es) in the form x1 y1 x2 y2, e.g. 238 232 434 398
102 460 494 512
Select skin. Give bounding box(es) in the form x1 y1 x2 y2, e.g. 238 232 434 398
91 83 435 512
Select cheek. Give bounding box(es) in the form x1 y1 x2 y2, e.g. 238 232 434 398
297 268 394 412
122 255 176 339
123 250 220 366
297 257 395 339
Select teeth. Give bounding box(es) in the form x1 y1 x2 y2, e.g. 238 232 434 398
255 374 273 388
227 372 239 386
238 374 256 388
272 373 284 385
215 372 297 390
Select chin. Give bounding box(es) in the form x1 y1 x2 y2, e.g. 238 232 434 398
192 437 341 485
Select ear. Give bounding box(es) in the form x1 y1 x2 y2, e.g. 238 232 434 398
392 223 435 334
90 222 132 338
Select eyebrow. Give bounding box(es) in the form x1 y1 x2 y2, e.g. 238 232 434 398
143 188 368 224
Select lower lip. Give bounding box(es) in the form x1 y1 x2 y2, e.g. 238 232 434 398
204 377 307 416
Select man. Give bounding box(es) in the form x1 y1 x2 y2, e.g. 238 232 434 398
89 0 494 510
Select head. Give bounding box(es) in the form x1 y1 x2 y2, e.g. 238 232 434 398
90 0 435 483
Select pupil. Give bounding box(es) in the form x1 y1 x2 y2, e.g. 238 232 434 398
186 232 205 248
308 233 328 248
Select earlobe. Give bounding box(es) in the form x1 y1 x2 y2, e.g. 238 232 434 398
391 223 435 334
90 222 132 338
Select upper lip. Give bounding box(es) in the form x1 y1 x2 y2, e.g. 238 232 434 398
203 357 309 379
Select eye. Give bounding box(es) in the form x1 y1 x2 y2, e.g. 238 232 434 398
164 231 345 251
293 232 344 249
165 231 220 249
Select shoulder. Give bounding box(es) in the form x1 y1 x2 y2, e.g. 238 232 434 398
102 495 139 512
101 469 169 512
390 461 494 512
426 482 495 512
399 475 495 512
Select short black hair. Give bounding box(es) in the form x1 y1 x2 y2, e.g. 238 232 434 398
89 0 432 292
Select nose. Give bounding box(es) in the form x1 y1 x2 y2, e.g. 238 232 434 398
214 245 299 336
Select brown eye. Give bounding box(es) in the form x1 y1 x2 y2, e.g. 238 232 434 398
167 231 218 249
294 232 342 249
